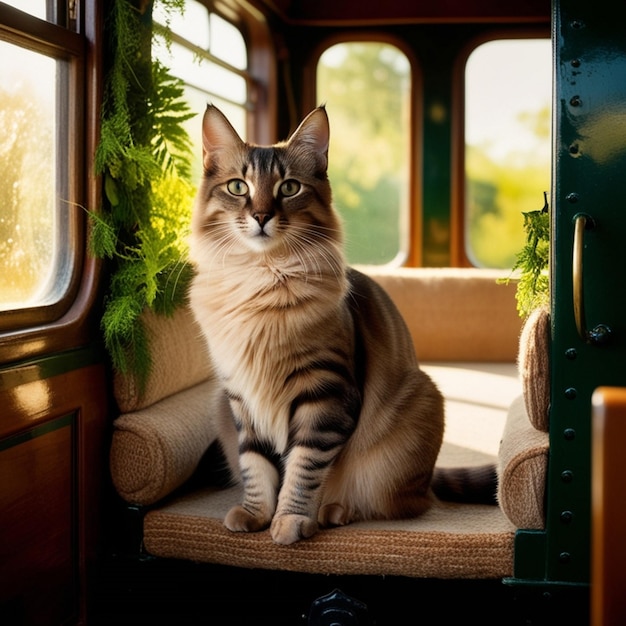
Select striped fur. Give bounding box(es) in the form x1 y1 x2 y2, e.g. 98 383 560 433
189 105 446 544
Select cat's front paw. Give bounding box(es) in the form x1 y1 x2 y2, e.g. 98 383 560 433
224 505 270 533
270 514 318 545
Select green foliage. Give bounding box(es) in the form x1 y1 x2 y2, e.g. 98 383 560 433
500 197 550 318
91 0 195 393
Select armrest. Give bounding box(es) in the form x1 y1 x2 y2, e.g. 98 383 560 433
497 395 549 529
110 380 228 505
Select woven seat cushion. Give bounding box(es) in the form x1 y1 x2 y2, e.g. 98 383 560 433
143 486 515 579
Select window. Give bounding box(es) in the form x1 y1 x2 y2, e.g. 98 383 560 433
0 5 82 321
153 0 249 180
2 1 46 20
1 0 77 27
317 42 411 266
465 38 551 268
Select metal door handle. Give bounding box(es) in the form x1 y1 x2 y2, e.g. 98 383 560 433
572 214 611 344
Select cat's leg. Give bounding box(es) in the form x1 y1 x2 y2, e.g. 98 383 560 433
224 448 280 532
270 394 358 545
223 403 281 533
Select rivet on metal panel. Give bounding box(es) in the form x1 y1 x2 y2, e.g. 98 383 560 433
565 387 577 399
569 143 581 157
566 192 579 203
564 428 576 441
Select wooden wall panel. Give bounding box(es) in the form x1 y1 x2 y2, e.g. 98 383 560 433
0 419 75 625
0 362 109 625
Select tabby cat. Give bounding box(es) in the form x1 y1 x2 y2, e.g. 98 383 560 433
189 105 489 546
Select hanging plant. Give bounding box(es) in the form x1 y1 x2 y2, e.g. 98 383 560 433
500 192 550 318
90 0 195 394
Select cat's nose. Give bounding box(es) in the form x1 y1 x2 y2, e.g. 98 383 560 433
253 211 274 228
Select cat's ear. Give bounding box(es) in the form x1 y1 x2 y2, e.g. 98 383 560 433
287 106 330 167
202 104 244 170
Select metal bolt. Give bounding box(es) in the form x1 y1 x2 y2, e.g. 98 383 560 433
559 551 571 564
565 387 577 399
564 428 576 441
570 95 582 107
561 470 574 483
566 192 579 203
560 510 574 524
571 59 581 68
569 143 580 156
565 348 577 360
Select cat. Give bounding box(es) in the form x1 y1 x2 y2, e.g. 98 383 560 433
188 104 493 545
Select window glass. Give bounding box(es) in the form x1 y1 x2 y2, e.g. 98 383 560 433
317 42 411 265
153 0 210 49
465 39 551 268
210 13 247 70
153 4 249 181
0 40 69 311
2 1 47 20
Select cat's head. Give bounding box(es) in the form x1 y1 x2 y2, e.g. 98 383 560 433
190 105 343 263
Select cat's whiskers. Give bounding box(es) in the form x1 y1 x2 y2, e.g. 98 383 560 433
285 227 344 285
202 222 241 273
164 252 190 302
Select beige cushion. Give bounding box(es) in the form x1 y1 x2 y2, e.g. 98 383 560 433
498 396 549 529
110 380 223 505
518 306 550 432
366 267 522 362
113 306 214 413
143 487 515 579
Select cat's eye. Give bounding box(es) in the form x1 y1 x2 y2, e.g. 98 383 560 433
279 179 301 197
227 179 249 196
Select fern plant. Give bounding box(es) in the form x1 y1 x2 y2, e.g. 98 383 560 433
501 193 550 318
91 0 196 395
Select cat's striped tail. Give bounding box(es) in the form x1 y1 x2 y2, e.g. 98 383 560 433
431 464 498 505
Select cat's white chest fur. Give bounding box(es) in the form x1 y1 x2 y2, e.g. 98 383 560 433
191 262 340 449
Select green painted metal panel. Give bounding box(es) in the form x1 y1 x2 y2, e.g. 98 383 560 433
512 0 626 587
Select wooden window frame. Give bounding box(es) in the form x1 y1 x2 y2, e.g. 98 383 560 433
0 1 103 364
304 32 422 266
450 27 551 267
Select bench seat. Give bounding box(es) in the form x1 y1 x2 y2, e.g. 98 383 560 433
110 268 549 579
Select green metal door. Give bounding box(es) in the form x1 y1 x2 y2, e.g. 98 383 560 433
510 0 626 592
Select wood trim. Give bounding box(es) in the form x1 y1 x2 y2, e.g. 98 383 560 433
251 0 551 27
591 387 626 626
0 4 83 56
